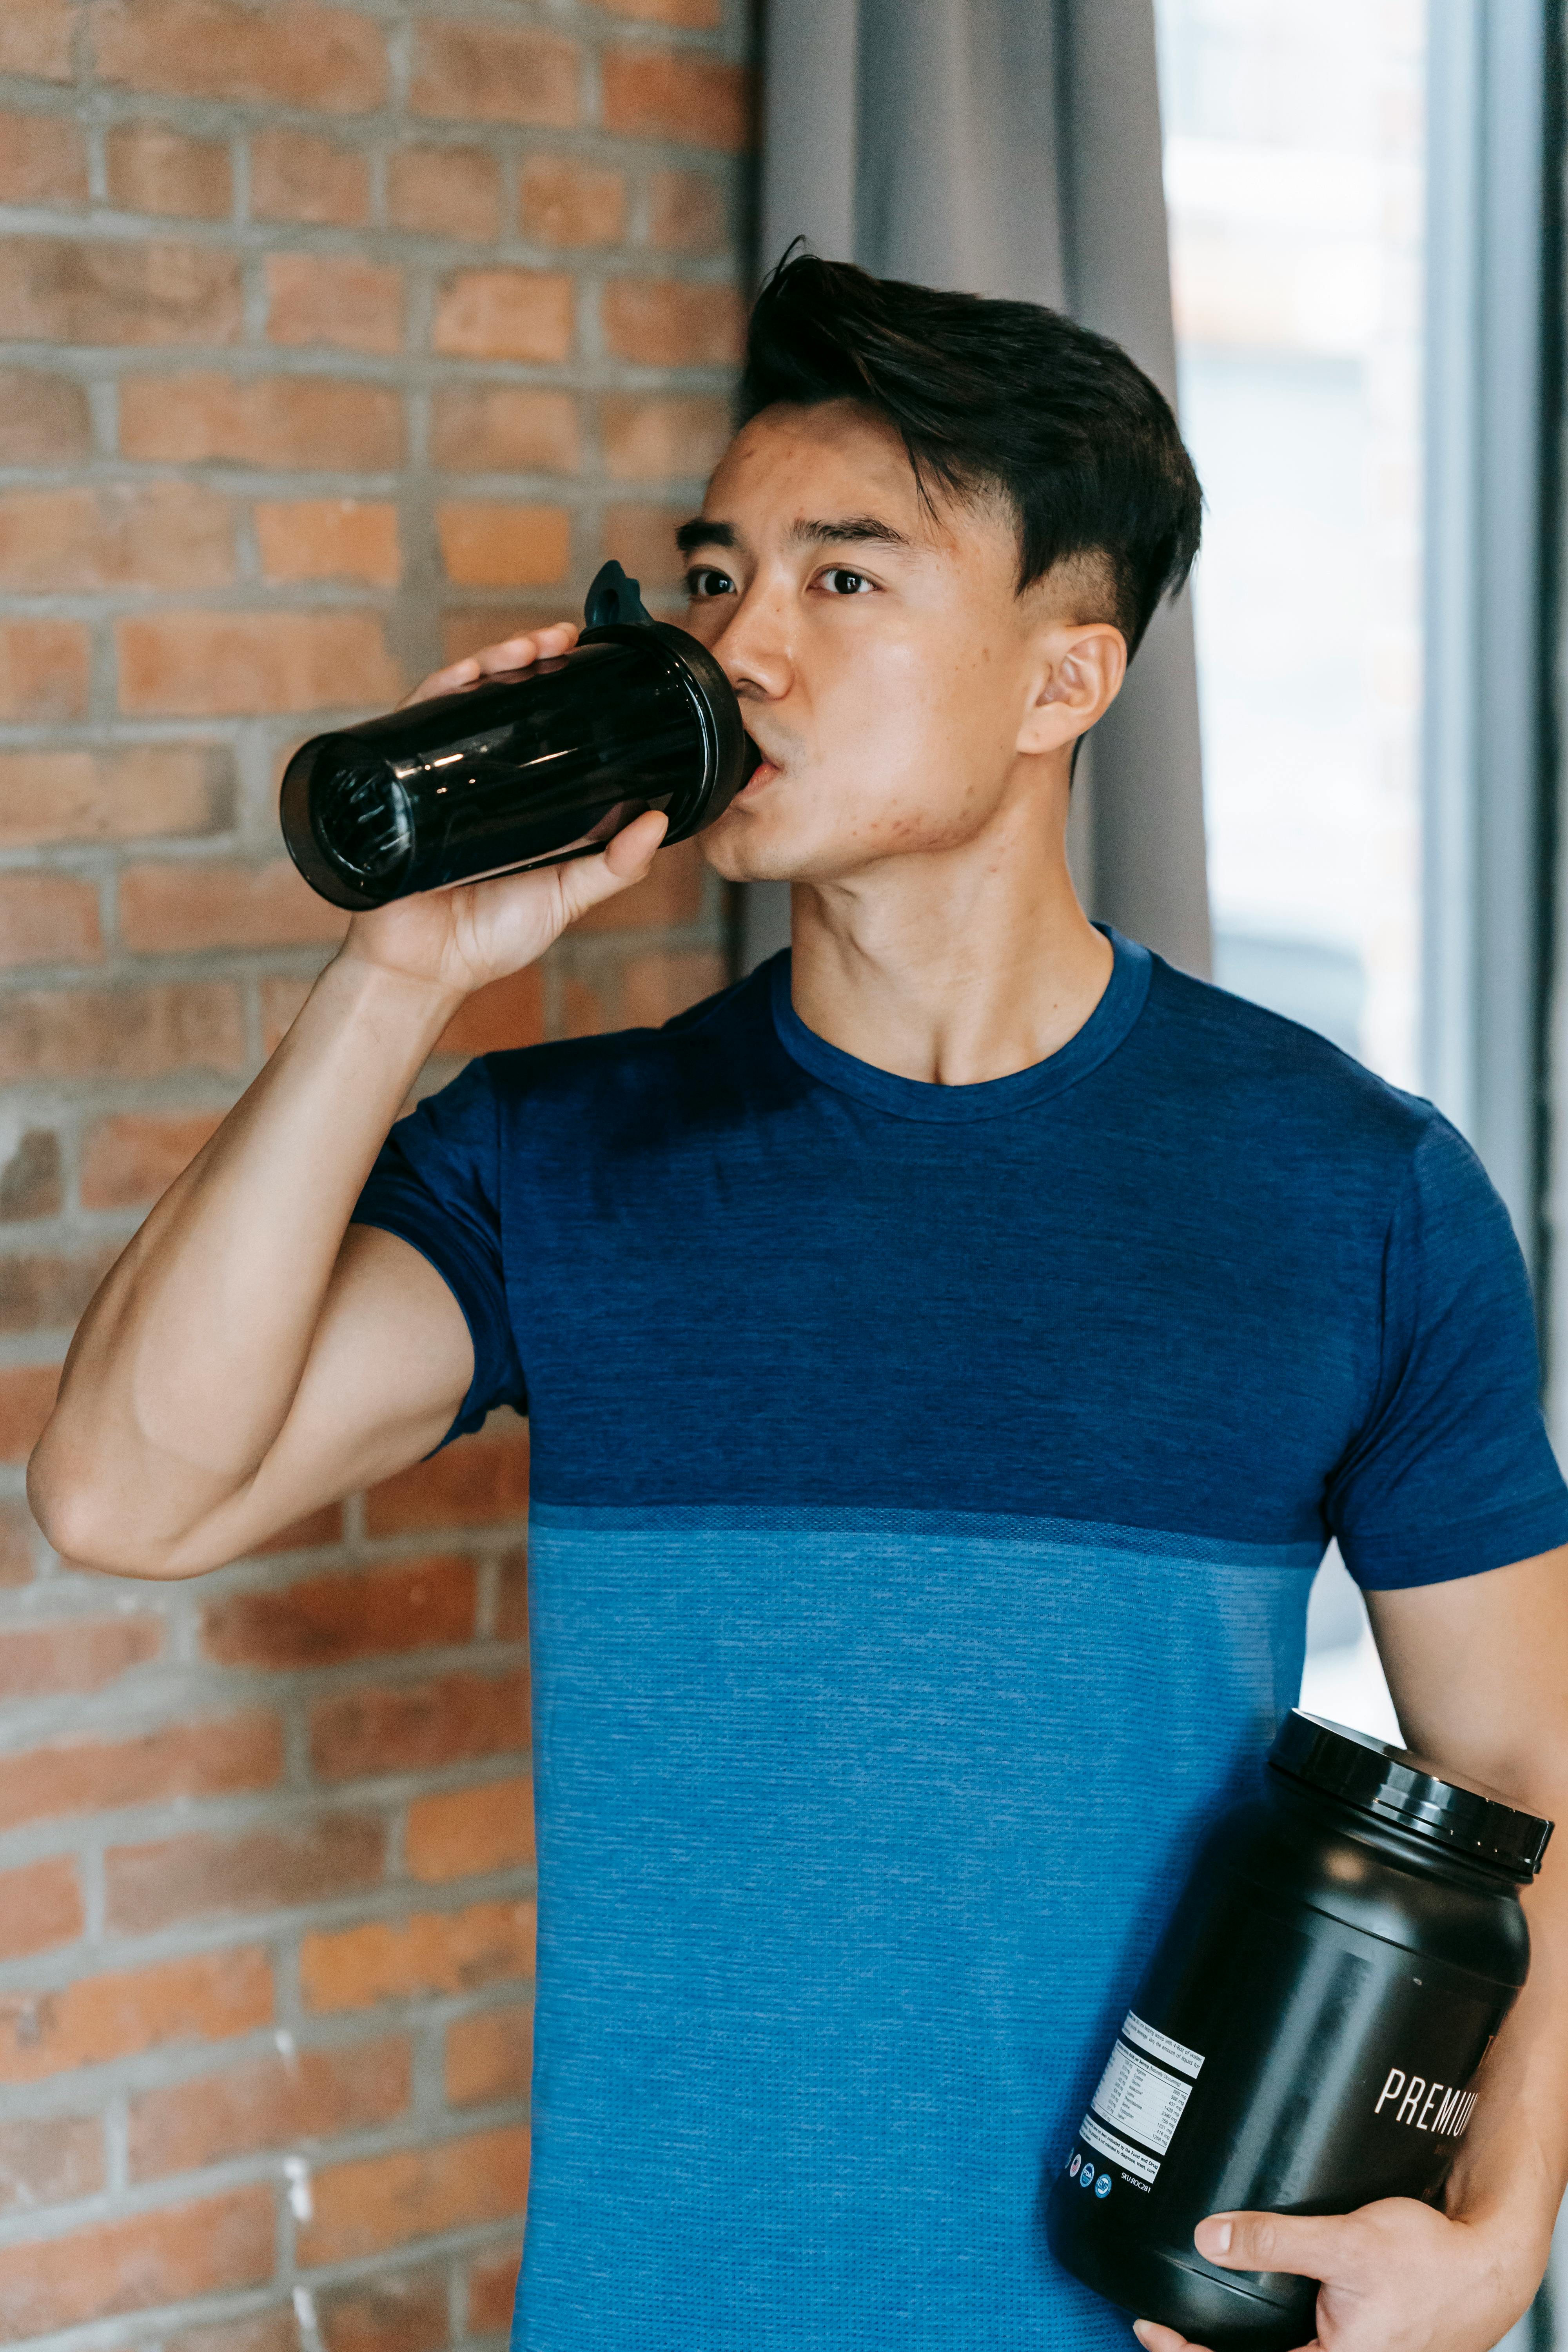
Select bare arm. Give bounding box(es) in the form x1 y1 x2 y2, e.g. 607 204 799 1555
28 624 668 1580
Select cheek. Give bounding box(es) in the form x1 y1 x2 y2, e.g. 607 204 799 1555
813 635 1006 813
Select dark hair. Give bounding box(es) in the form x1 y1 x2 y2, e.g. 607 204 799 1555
737 252 1201 658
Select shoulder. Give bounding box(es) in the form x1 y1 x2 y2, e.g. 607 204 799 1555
463 960 769 1116
1135 953 1457 1205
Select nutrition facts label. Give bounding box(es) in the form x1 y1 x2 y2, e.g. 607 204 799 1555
1090 2035 1194 2156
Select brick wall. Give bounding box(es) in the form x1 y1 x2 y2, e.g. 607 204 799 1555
0 2 752 2344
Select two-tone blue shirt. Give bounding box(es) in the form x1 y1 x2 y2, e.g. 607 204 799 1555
354 931 1568 2350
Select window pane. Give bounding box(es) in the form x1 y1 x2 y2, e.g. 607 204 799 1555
1155 0 1425 1088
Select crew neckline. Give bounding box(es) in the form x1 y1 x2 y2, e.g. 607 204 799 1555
767 926 1153 1123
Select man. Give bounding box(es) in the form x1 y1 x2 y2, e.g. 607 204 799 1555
30 256 1568 2352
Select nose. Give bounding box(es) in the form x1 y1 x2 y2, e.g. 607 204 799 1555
708 577 793 704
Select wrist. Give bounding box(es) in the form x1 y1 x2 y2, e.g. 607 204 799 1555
308 944 466 1058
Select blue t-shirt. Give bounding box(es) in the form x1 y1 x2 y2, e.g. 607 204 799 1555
354 933 1567 2352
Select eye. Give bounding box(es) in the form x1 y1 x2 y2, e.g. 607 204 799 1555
820 567 875 595
685 565 737 600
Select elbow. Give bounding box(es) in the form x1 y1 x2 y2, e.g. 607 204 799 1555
26 1427 184 1580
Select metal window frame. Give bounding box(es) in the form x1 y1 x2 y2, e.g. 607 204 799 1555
1423 0 1556 1279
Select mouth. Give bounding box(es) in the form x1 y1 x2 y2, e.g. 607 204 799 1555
738 736 781 799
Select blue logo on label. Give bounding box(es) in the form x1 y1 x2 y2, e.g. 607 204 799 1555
1095 2172 1113 2198
1079 2163 1096 2189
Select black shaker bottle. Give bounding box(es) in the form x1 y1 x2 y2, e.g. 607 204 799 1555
1049 1711 1551 2352
279 562 751 910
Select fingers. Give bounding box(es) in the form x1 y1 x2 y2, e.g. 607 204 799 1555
1132 2321 1200 2351
1195 2209 1361 2283
398 621 581 710
553 811 669 925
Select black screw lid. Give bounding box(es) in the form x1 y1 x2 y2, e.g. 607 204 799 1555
1269 1710 1553 1882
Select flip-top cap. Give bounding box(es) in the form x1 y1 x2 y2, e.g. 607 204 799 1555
1269 1710 1553 1881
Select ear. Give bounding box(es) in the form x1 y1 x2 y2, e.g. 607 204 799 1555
1016 621 1128 757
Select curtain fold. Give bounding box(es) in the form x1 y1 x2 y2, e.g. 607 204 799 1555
743 0 1210 977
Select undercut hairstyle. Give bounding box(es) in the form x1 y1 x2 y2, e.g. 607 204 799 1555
737 252 1203 659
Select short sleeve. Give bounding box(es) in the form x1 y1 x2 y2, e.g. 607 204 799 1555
352 1057 525 1445
1328 1114 1568 1588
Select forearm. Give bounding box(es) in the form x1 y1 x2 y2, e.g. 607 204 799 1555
1445 1803 1568 2264
30 949 459 1568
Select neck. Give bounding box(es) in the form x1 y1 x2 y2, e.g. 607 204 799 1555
787 772 1114 1086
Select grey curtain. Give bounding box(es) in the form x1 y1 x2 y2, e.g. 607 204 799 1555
742 0 1211 978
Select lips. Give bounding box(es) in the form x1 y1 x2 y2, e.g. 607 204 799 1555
740 735 780 794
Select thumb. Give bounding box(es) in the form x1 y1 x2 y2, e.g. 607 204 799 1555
1195 2210 1365 2284
554 809 669 923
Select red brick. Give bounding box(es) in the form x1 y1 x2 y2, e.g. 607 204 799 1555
407 1778 534 1885
494 1548 527 1640
318 2265 448 2352
622 947 725 1026
0 982 245 1082
0 1710 281 1835
601 48 751 150
430 386 577 475
603 275 743 366
0 2185 274 2335
520 154 625 247
203 1555 477 1670
107 1811 386 1933
0 1857 83 1961
0 621 90 722
252 126 369 226
0 1494 40 1579
445 2003 532 2109
267 252 403 354
0 1131 73 1222
310 1666 530 1786
81 1108 225 1208
119 371 403 467
647 166 728 252
118 610 401 715
129 2035 410 2178
439 608 559 666
0 235 242 345
0 1364 60 1461
0 2114 102 2216
300 1899 535 2014
0 0 74 79
573 829 705 930
256 497 400 586
387 145 501 243
94 0 388 111
120 857 347 953
591 0 721 20
433 269 572 362
0 745 233 848
0 479 233 591
0 111 88 205
600 390 728 482
604 502 685 591
0 1614 161 1699
107 121 233 219
0 368 91 463
299 2124 530 2263
437 502 568 590
366 1422 530 1536
466 2245 521 2336
0 1945 272 2083
0 1241 117 1334
0 873 102 968
431 966 546 1058
166 2314 298 2352
412 22 578 127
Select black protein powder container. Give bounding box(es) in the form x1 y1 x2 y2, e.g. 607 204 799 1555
279 561 750 910
1048 1711 1552 2352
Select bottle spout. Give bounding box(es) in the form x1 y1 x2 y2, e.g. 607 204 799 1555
584 560 653 628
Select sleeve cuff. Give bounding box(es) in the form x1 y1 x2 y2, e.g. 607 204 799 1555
1342 1487 1568 1590
350 1192 522 1446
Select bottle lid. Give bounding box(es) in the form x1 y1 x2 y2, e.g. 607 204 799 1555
1269 1710 1553 1881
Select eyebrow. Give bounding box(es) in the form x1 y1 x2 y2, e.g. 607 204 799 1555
674 514 913 557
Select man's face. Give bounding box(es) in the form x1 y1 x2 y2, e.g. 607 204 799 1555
680 401 1087 885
